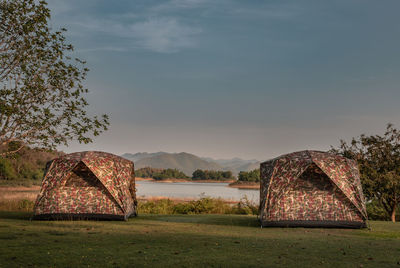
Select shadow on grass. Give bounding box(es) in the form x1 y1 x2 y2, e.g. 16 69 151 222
0 211 33 220
0 211 260 228
139 214 260 228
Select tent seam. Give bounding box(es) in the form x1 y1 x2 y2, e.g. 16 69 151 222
82 159 125 214
310 156 366 220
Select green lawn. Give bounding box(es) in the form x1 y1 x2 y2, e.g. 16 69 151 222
0 212 399 267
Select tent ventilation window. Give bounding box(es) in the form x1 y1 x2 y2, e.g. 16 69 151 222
298 164 331 192
64 161 102 188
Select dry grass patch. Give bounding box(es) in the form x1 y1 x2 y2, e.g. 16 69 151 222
0 186 40 201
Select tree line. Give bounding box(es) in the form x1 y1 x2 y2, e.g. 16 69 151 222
136 168 235 181
237 169 260 182
135 168 262 182
192 170 233 181
135 167 188 180
0 142 61 184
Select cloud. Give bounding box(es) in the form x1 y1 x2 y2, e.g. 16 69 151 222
151 0 212 12
68 17 201 53
47 0 74 15
49 0 301 54
229 3 303 20
47 0 99 16
130 17 202 53
48 0 204 54
77 46 129 53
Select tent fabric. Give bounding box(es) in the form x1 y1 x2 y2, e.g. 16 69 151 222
33 151 137 220
260 150 367 228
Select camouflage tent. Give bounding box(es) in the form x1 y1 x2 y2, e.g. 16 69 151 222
260 150 367 228
33 151 137 220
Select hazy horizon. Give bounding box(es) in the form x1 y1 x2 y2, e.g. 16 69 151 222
121 151 261 162
49 0 400 160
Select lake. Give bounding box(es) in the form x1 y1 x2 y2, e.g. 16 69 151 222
136 180 259 203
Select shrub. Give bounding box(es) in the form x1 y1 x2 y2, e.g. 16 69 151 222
0 158 17 180
137 197 258 215
231 196 258 215
173 198 231 214
366 200 400 221
138 199 175 214
18 199 35 211
20 162 43 180
0 199 35 211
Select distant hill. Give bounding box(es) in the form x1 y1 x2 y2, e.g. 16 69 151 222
122 152 261 176
134 152 223 176
202 157 258 167
223 161 261 174
121 152 166 162
201 157 260 174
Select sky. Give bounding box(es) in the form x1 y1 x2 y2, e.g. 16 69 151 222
48 0 400 160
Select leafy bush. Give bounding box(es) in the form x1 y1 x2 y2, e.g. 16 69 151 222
18 199 35 211
138 197 258 215
138 199 175 214
231 196 259 215
20 162 43 180
0 199 35 211
366 200 400 221
173 198 231 214
0 158 17 180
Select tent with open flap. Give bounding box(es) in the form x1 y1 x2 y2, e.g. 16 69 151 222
259 150 367 228
33 151 137 220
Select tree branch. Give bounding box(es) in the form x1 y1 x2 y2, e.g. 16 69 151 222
0 142 24 157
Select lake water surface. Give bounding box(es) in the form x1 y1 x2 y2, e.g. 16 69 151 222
136 180 259 203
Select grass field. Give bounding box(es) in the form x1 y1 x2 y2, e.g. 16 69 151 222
1 212 400 267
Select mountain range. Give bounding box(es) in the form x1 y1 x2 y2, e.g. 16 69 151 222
121 152 261 176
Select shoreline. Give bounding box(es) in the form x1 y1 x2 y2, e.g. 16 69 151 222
228 182 260 189
0 186 248 204
137 195 240 204
135 177 235 183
